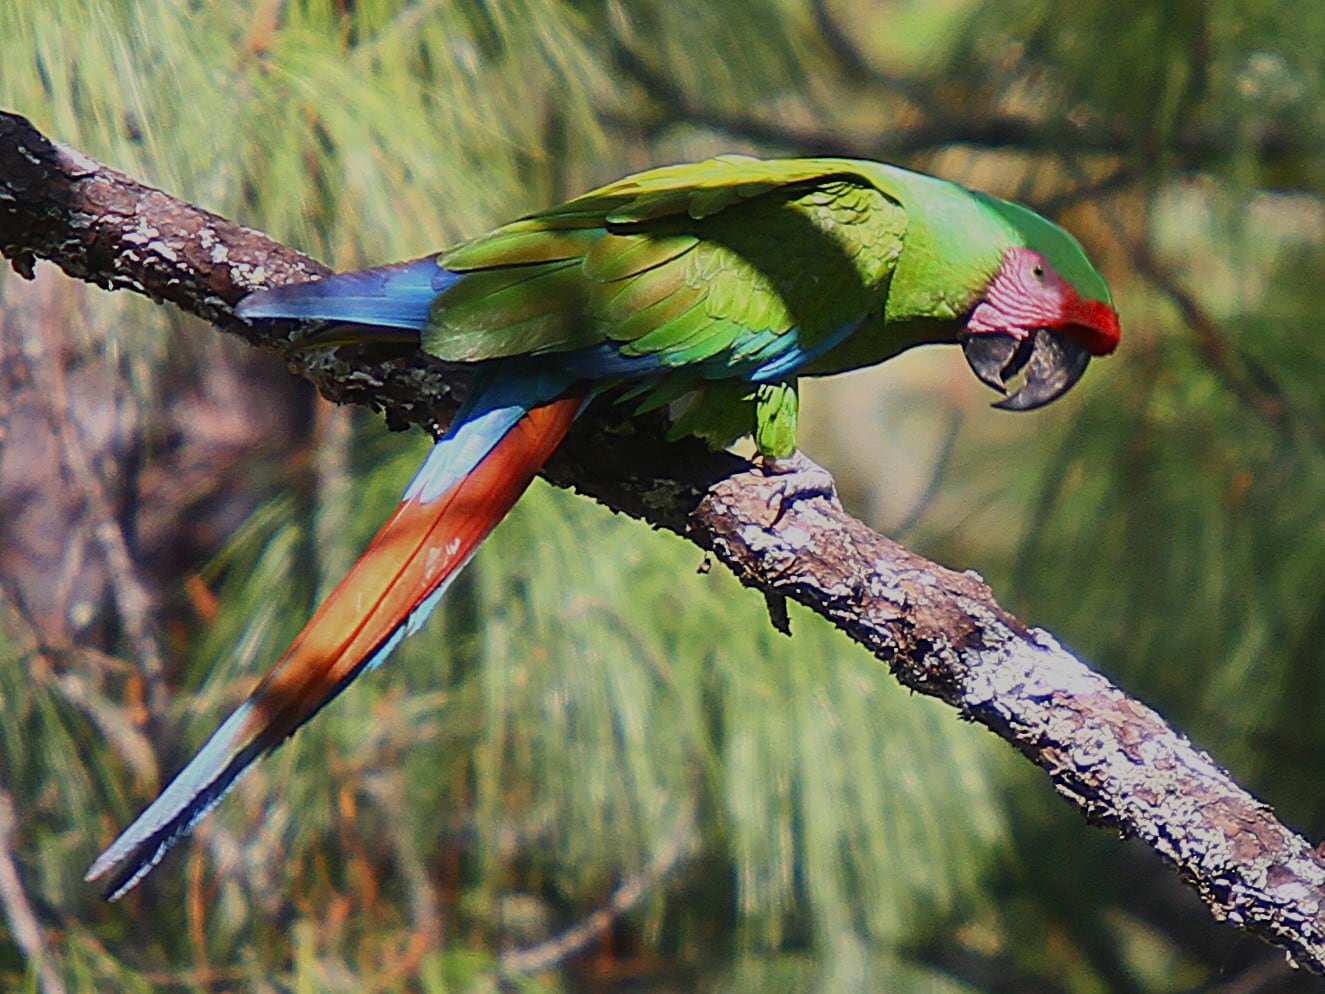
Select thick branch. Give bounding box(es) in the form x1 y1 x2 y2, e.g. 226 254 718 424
3 110 1323 972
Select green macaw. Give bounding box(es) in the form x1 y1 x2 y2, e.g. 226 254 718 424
88 154 1120 898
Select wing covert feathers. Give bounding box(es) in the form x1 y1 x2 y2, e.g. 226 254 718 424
427 158 907 372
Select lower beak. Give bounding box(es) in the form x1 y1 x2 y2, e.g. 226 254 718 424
959 329 1092 411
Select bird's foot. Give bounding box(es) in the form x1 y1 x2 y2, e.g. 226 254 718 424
759 450 839 524
751 451 839 636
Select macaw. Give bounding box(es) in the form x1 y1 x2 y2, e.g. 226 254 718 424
87 154 1120 899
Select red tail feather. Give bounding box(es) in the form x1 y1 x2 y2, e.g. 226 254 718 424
87 383 585 898
247 385 586 742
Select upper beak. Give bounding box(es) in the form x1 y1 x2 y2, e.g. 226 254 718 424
959 329 1092 411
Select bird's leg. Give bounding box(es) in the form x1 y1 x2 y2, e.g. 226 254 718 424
753 380 799 461
752 381 839 521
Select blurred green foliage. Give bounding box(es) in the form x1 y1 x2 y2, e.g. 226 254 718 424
2 0 1325 992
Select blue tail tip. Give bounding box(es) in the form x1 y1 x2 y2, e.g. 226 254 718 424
235 285 299 321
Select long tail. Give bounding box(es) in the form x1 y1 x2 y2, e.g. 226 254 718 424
87 333 584 898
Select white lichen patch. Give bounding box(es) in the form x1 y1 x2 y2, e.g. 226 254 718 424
779 523 812 548
147 239 178 262
121 223 161 246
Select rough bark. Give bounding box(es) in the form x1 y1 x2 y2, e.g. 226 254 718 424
3 109 1323 973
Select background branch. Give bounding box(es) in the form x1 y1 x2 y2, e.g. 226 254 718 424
4 109 1324 975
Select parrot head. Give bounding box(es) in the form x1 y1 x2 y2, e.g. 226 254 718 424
959 246 1120 411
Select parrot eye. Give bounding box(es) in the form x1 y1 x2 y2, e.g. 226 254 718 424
1032 264 1045 279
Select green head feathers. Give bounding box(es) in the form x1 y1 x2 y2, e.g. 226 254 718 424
978 194 1114 307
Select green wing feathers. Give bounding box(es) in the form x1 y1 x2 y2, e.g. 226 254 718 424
422 260 597 360
429 155 908 369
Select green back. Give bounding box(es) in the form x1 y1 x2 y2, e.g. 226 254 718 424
432 156 909 370
423 154 1107 451
427 155 1109 370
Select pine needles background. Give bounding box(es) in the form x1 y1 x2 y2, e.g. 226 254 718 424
2 1 1324 991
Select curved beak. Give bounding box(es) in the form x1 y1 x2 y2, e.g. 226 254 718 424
960 329 1092 411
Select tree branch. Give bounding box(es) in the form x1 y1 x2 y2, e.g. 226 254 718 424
3 110 1324 974
614 37 1318 195
499 803 698 977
